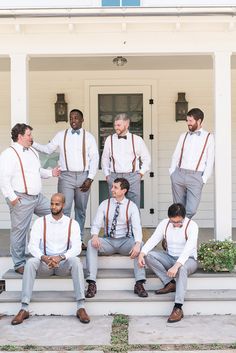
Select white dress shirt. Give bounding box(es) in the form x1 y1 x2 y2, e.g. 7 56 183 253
33 128 99 179
141 218 198 265
91 197 143 243
0 143 52 202
28 214 81 260
101 132 151 177
169 129 215 183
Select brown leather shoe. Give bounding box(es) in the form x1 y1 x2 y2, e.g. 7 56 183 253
15 266 24 275
155 281 176 295
11 309 29 325
167 307 184 323
134 282 148 298
76 308 90 324
85 282 97 298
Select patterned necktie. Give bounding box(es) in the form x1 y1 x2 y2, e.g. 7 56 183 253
72 129 80 135
109 202 120 237
189 131 201 136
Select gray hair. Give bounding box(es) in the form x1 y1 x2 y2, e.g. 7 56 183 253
114 113 130 122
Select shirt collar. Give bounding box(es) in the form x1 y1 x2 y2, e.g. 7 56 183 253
48 214 65 224
111 197 127 205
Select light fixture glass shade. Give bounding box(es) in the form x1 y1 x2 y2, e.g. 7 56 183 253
112 56 128 66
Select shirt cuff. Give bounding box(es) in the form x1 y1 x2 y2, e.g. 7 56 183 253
88 173 94 180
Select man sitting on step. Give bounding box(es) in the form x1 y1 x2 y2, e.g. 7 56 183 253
138 203 198 323
11 193 90 325
85 177 148 298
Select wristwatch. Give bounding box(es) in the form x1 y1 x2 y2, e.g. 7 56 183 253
59 254 66 261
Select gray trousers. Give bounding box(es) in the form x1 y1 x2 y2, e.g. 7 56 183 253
145 250 198 304
86 237 146 283
108 172 141 209
7 192 50 270
21 257 85 305
58 171 90 240
170 167 204 218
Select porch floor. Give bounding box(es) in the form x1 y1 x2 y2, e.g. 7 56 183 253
0 228 235 257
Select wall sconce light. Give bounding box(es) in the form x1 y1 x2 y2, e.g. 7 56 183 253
112 56 128 67
55 93 68 123
175 92 188 121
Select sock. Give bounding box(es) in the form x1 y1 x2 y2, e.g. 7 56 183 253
21 303 29 311
170 279 176 284
136 279 145 284
174 303 183 310
77 299 85 310
87 280 96 284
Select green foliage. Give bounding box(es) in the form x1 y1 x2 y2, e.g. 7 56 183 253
198 239 236 272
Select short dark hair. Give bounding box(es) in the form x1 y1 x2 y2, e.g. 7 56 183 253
168 203 186 218
113 178 130 194
11 123 33 142
187 108 204 122
70 109 83 118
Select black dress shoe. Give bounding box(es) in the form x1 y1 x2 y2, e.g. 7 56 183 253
15 266 24 275
85 282 97 298
134 282 148 297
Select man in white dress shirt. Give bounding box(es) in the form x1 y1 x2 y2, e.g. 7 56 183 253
138 203 198 323
170 108 214 218
33 109 99 247
11 193 90 325
85 178 148 298
101 113 151 208
0 123 60 274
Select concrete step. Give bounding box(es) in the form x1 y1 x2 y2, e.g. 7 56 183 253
1 289 236 316
3 268 236 291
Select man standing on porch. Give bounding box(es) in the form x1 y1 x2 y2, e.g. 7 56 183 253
0 123 60 274
169 108 214 218
138 203 198 323
101 113 151 209
33 109 99 249
85 177 148 299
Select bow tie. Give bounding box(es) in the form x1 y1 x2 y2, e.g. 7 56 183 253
23 147 29 152
189 131 201 136
71 129 80 135
118 135 127 140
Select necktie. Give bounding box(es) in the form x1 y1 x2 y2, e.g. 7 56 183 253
189 131 201 136
23 147 29 152
72 129 80 135
109 202 120 237
118 135 127 140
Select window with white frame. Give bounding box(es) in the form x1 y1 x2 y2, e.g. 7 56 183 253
102 0 140 6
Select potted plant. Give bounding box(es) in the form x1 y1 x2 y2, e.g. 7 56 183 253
198 239 236 272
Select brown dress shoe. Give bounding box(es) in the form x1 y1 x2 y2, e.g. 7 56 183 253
134 282 148 298
155 281 176 295
11 309 29 325
85 282 97 298
76 308 90 324
167 307 184 323
15 266 24 275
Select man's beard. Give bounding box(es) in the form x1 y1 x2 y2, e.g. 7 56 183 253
51 207 63 216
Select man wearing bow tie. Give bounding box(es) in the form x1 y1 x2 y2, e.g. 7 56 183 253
0 123 60 273
33 109 99 248
101 113 151 208
169 108 214 218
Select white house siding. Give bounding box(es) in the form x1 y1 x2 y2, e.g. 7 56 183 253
0 67 218 228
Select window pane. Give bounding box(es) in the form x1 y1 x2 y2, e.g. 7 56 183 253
122 0 140 6
102 0 120 6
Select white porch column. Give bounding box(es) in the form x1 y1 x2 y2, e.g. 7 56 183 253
213 51 232 240
10 53 29 126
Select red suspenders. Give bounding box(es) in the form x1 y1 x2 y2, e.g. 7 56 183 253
63 129 86 171
162 219 191 251
105 199 131 237
43 216 73 255
178 132 211 171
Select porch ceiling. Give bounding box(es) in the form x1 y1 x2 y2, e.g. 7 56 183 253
1 55 236 71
